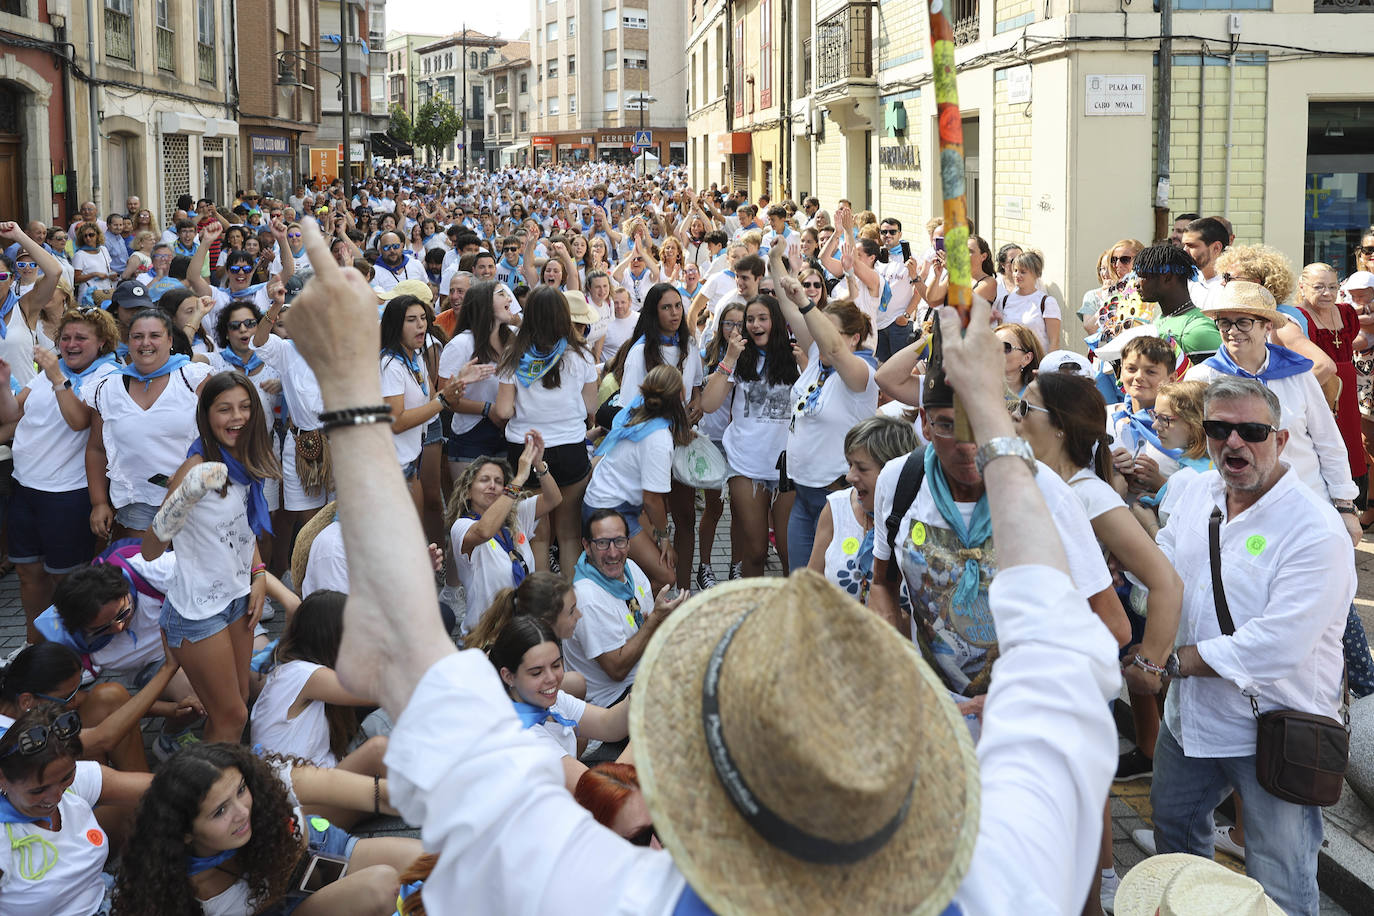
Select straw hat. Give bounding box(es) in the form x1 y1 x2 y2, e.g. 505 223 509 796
378 279 434 304
1116 854 1284 916
630 572 980 915
1199 280 1288 327
290 500 337 594
563 289 598 326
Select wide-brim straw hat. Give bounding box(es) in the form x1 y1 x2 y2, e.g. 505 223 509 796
290 500 337 594
563 289 598 326
1116 853 1284 916
1199 279 1288 327
378 278 434 304
630 572 980 915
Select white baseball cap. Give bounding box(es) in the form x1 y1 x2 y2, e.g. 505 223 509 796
1039 349 1094 376
1343 270 1374 291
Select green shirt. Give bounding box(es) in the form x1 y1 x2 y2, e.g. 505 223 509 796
1156 306 1222 359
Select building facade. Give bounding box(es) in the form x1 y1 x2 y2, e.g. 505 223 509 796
385 29 443 125
235 0 323 203
481 38 533 169
684 0 729 192
314 0 387 185
0 1 71 225
527 0 687 167
416 29 505 171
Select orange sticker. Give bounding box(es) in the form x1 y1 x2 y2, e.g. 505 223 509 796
87 829 104 846
517 533 527 544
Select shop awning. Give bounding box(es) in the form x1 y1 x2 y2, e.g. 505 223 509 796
371 132 413 159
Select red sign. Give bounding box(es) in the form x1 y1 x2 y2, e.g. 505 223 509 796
716 132 751 155
531 136 554 146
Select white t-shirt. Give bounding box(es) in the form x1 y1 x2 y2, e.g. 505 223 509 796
91 551 174 674
997 290 1061 350
1066 467 1126 521
701 269 740 308
831 274 888 343
872 454 1112 695
71 247 114 299
13 360 120 491
380 353 428 465
0 760 106 916
498 347 597 447
620 268 657 311
0 304 38 388
528 689 587 759
207 286 273 338
370 257 429 292
601 316 638 365
721 356 794 482
251 659 338 768
438 331 503 436
255 335 324 431
786 346 878 488
565 562 654 707
302 520 348 597
585 426 673 509
451 498 538 636
618 339 704 404
166 480 255 620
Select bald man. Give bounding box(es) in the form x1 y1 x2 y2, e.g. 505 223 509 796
68 200 106 238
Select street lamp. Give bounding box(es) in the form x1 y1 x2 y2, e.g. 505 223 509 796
628 92 658 175
276 31 355 199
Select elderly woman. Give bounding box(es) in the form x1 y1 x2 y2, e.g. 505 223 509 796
1214 243 1335 382
1297 262 1367 492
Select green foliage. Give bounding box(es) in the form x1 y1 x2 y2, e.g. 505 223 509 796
388 103 413 144
413 97 461 162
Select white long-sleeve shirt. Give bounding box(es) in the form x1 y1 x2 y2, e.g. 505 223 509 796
383 564 1118 915
1186 361 1357 501
1158 468 1353 759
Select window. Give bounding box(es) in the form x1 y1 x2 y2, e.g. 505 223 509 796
546 21 558 41
471 52 479 68
623 12 648 28
548 97 560 115
519 73 529 93
567 18 576 36
624 51 648 70
547 58 558 78
104 0 134 64
568 94 576 113
602 9 616 30
502 114 513 132
482 53 491 68
520 111 528 131
156 0 174 71
604 50 617 70
567 55 575 75
603 90 618 110
445 52 452 69
733 17 744 118
759 0 772 108
196 0 215 83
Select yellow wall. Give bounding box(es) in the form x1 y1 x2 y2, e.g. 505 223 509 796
815 116 845 208
993 71 1033 243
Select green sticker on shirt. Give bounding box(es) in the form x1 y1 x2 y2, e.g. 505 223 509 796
841 536 860 556
911 522 927 547
1246 535 1266 556
309 816 331 833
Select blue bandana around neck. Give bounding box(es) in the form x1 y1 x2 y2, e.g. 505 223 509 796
515 338 567 387
1203 342 1312 383
375 250 410 277
595 394 671 456
220 347 263 373
115 341 130 362
187 849 237 877
512 699 579 730
223 281 267 301
173 241 198 258
923 446 993 616
658 332 679 348
0 788 48 826
59 353 117 387
119 353 190 391
1117 399 1184 461
386 349 428 395
853 348 878 369
463 511 527 588
188 437 273 536
0 287 16 339
1142 454 1214 508
574 552 638 608
77 245 102 254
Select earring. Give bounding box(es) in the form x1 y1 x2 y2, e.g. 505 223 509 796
1056 431 1064 438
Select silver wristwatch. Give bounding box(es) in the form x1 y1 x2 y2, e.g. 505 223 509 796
974 436 1037 478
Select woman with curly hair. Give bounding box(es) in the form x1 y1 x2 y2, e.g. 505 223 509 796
111 742 419 916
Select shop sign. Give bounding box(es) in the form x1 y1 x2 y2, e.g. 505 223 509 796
251 135 290 156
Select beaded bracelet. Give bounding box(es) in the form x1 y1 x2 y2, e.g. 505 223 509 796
1131 655 1166 676
503 483 523 500
319 405 394 433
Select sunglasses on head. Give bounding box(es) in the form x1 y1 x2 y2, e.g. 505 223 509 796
1203 419 1274 443
87 599 133 637
228 318 259 331
228 264 254 274
0 710 82 759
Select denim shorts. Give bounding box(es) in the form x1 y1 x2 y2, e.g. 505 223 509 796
160 593 249 648
115 501 159 532
402 455 422 481
8 484 96 573
447 416 507 461
422 416 445 447
582 500 644 538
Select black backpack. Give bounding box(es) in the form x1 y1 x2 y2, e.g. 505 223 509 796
883 447 926 583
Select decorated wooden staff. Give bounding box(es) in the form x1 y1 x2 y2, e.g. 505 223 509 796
927 0 976 438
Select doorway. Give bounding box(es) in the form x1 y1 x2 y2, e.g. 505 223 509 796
0 84 24 223
962 116 980 232
1305 101 1374 274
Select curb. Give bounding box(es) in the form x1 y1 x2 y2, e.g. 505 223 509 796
1319 795 1374 914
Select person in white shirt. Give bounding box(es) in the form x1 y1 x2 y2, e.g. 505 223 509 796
1182 216 1229 311
371 230 429 293
273 246 1121 914
759 205 801 266
1148 376 1353 916
995 250 1061 351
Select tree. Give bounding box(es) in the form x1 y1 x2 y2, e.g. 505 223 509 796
388 103 413 144
413 97 461 166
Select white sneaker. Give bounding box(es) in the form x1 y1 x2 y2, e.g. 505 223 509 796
1099 870 1121 914
1214 824 1246 860
1131 827 1157 856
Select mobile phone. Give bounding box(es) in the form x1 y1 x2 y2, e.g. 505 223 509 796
298 853 349 893
147 473 171 488
934 237 945 253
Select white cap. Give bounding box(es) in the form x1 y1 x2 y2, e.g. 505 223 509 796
1092 323 1159 362
1344 270 1374 291
1039 350 1094 376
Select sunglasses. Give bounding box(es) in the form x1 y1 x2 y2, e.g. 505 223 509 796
801 281 824 289
503 246 520 252
228 318 259 331
288 232 302 239
588 536 630 550
879 228 899 236
381 244 403 252
0 710 82 759
15 261 35 269
1203 419 1274 443
627 825 658 847
34 683 82 707
1110 255 1133 265
0 272 9 282
1358 246 1374 256
1002 342 1025 354
87 599 133 637
1009 399 1051 419
228 265 254 274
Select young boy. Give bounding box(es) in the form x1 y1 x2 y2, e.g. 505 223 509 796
1108 334 1180 501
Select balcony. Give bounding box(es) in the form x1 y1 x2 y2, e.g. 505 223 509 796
495 89 511 107
197 42 215 83
104 8 133 64
815 2 874 91
802 37 812 96
1315 0 1373 9
156 25 175 71
952 0 979 45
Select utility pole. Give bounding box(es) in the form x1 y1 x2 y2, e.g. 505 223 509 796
1154 0 1172 243
340 10 352 200
461 22 467 181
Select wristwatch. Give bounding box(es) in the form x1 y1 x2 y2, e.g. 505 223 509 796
1165 651 1186 680
974 436 1037 478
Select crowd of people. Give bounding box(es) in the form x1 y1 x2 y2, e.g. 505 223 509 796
0 160 1367 915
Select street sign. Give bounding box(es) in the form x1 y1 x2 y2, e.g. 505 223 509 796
1085 74 1146 116
630 146 641 155
633 130 652 147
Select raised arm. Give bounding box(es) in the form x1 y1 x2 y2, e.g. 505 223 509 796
0 221 61 321
874 336 929 407
186 222 220 297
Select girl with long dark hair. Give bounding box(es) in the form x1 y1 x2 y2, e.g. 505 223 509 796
140 371 280 743
438 280 517 477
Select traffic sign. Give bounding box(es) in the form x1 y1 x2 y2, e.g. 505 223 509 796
630 146 641 155
633 130 652 147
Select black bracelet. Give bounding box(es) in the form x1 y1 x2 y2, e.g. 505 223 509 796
320 405 394 433
798 302 816 315
373 775 381 815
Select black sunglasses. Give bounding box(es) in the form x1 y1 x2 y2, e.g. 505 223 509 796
87 598 133 637
879 228 899 236
0 710 82 758
1110 255 1134 265
1203 420 1275 443
627 824 658 847
228 318 259 331
1002 341 1025 354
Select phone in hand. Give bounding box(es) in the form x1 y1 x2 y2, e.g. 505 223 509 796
298 854 349 894
147 473 171 488
934 237 945 253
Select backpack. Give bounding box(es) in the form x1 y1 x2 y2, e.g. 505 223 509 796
883 448 927 583
94 538 165 602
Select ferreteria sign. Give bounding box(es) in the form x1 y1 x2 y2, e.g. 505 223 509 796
878 145 919 170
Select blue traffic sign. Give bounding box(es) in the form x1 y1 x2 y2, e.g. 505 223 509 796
633 130 652 147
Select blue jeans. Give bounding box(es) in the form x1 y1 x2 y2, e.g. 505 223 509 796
876 322 911 363
786 483 832 573
1150 722 1322 916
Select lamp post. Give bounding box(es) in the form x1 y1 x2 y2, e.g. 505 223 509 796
276 31 355 199
629 92 658 175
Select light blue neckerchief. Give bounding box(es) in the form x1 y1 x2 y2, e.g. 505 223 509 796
220 347 264 373
119 353 190 391
515 339 567 387
187 849 237 876
1203 342 1312 383
59 353 117 387
573 552 638 611
1115 399 1184 462
512 699 579 730
922 446 992 615
0 287 16 339
1142 455 1213 508
595 394 670 457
